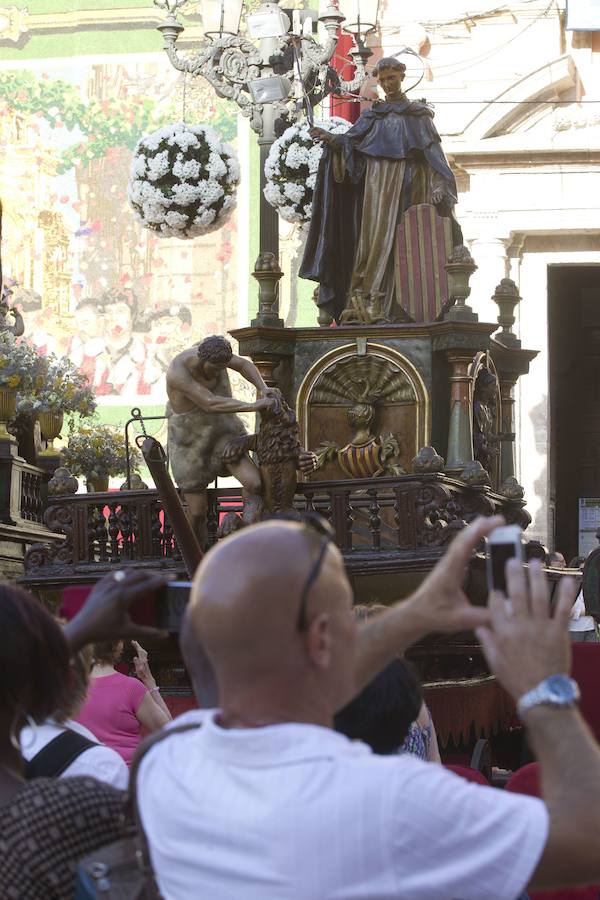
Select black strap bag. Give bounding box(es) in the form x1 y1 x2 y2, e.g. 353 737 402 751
25 728 97 779
75 722 200 900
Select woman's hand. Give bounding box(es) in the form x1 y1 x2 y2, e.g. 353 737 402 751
132 640 155 689
64 569 173 652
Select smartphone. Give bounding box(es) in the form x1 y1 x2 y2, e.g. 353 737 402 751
485 525 524 593
154 581 193 633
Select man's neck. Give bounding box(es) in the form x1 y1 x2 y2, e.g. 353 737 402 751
217 689 333 731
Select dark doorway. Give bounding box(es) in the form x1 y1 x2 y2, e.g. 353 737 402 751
548 265 600 561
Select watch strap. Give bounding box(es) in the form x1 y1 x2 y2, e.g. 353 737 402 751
517 676 580 718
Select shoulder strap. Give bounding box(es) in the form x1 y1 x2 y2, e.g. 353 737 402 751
25 729 97 780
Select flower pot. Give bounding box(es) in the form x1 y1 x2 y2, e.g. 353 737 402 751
0 387 17 441
38 411 64 456
87 475 110 493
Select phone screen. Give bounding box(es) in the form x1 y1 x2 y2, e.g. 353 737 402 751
489 542 518 593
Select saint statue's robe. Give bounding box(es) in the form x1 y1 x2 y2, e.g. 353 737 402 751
299 94 461 323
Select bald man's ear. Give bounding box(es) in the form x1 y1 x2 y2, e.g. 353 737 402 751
305 612 333 670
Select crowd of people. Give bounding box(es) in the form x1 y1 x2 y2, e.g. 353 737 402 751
3 516 600 899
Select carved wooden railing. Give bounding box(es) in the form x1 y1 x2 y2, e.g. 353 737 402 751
24 489 184 579
23 474 531 586
296 473 530 561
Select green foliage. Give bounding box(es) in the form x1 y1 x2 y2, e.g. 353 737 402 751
0 70 163 173
0 332 42 391
17 354 96 417
62 422 141 481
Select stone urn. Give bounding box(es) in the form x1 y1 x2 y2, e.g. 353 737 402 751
38 410 64 455
86 474 110 493
0 387 17 440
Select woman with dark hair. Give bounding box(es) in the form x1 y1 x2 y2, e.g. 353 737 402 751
0 584 125 899
335 604 441 761
76 637 171 765
20 642 128 788
0 570 172 899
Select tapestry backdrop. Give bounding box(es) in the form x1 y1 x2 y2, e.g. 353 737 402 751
0 1 314 441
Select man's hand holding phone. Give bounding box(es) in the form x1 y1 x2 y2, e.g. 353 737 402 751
477 552 577 703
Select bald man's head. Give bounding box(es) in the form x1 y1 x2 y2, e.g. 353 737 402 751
184 521 356 723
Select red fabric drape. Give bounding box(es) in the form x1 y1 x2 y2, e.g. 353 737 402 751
330 31 360 124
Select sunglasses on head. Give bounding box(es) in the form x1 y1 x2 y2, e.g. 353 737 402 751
264 511 335 631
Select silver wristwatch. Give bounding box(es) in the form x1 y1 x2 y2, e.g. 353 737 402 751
517 674 580 718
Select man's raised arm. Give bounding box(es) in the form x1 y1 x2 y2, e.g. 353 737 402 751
228 354 270 398
169 366 271 415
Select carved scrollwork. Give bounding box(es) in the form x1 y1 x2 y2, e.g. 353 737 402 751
415 484 465 547
44 503 75 539
24 539 73 572
455 489 496 523
217 41 260 84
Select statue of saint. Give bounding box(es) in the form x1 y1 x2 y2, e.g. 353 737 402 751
472 368 500 477
166 335 275 547
300 57 462 324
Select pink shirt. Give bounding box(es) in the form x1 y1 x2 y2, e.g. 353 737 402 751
76 672 148 766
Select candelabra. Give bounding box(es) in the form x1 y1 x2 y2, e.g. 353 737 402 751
153 0 379 324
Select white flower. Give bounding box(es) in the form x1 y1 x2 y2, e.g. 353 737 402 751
194 208 217 227
280 205 302 224
143 204 169 225
146 150 171 182
208 151 227 179
284 182 305 203
132 155 147 178
262 116 351 224
263 182 284 206
172 157 201 180
129 122 240 240
165 211 189 229
171 182 202 205
197 179 224 206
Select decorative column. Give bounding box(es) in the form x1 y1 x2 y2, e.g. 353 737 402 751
445 352 475 474
251 251 284 328
491 278 538 490
498 375 518 482
492 278 521 483
444 245 478 323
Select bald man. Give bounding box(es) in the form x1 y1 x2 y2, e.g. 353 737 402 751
137 518 600 899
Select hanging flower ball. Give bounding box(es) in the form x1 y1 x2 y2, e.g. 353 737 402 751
128 123 240 239
263 117 352 225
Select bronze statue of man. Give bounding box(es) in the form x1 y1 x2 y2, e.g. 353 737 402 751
300 56 462 324
166 335 275 547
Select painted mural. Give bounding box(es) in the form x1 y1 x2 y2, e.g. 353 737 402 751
0 4 258 440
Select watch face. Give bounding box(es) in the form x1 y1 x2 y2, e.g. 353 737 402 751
546 674 577 703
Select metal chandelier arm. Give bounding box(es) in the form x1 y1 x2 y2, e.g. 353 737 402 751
337 45 372 94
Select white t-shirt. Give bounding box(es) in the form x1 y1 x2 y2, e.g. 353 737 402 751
20 718 128 790
138 710 548 900
569 590 596 632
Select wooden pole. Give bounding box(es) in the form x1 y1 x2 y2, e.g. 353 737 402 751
140 435 203 578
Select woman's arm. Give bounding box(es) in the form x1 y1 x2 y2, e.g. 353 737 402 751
132 640 172 726
136 691 171 732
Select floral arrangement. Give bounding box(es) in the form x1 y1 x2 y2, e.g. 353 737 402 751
61 424 141 483
17 354 96 418
128 122 240 239
0 332 41 391
263 117 351 224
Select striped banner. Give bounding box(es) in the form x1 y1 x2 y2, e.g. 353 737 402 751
338 441 384 479
394 203 453 323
